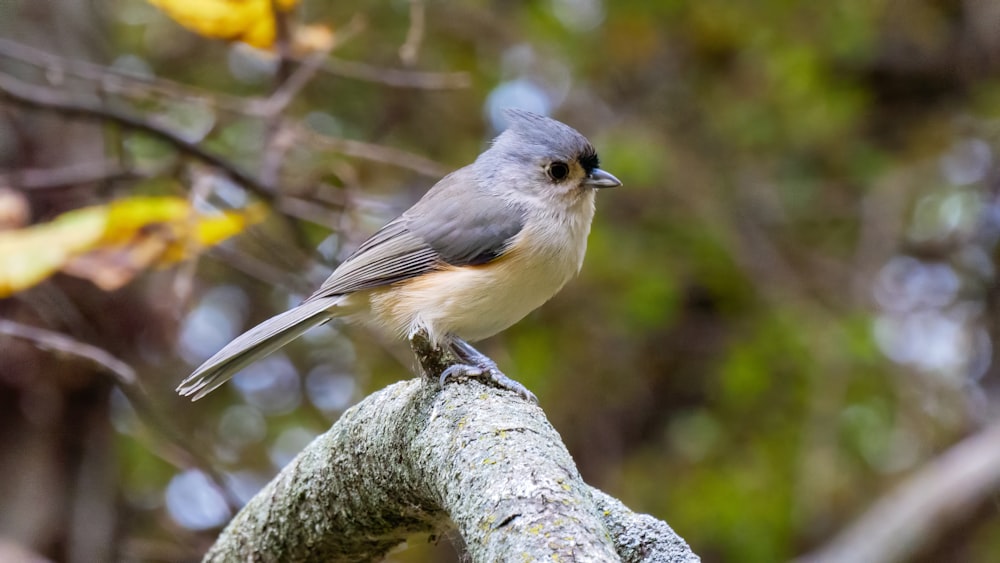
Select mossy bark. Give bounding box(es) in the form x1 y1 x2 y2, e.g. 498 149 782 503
204 332 698 562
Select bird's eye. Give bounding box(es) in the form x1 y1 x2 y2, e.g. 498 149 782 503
547 161 570 182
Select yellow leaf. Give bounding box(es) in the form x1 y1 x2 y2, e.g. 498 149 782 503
101 196 191 245
148 0 300 49
0 206 107 296
160 203 268 264
0 196 266 296
63 228 172 291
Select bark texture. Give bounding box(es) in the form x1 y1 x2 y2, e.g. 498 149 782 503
203 375 698 562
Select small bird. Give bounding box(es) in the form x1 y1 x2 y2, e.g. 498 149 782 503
177 109 620 403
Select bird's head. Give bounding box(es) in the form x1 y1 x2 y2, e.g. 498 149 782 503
476 109 621 204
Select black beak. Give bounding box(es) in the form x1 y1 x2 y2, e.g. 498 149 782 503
583 168 622 188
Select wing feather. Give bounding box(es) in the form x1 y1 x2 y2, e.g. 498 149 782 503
306 168 526 302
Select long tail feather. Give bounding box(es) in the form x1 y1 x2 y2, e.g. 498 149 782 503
177 296 341 401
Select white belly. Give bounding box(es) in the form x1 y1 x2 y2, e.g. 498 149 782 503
366 204 592 343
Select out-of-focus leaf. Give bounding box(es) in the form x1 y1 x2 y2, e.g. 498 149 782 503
291 24 336 56
0 203 106 296
63 226 173 291
147 0 300 49
0 196 266 296
0 188 29 230
160 201 268 264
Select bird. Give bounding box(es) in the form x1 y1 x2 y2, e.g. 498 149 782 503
177 109 620 403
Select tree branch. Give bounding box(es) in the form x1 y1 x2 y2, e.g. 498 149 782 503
322 57 470 89
0 160 143 190
398 0 426 66
0 37 258 113
203 336 699 562
797 421 1000 563
0 71 278 202
293 123 450 178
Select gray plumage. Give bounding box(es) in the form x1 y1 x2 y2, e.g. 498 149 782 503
178 297 338 400
178 109 616 400
305 170 526 299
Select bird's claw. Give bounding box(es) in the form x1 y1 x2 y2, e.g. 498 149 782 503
439 363 538 404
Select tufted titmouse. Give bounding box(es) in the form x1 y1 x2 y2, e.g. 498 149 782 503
177 109 620 403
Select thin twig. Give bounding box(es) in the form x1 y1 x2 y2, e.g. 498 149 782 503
0 71 278 202
0 319 139 386
173 172 213 307
0 159 144 190
208 244 316 295
258 16 339 187
270 0 295 85
294 123 449 178
0 35 468 106
261 48 335 118
258 3 319 252
0 37 257 114
277 194 345 229
258 122 295 192
323 57 470 89
398 0 426 67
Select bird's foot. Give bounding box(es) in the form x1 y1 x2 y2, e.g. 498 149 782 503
439 362 538 404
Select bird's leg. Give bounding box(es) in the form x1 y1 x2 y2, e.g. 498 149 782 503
407 323 462 379
440 337 538 404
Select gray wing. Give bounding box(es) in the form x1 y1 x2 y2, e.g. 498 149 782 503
306 168 525 300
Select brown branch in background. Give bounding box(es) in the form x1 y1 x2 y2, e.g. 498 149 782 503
0 72 278 202
0 34 468 101
0 37 458 178
0 78 317 274
261 47 336 119
796 421 1000 563
258 123 295 192
277 194 345 230
0 319 140 387
173 172 215 308
0 160 143 190
398 0 426 66
294 123 449 177
0 37 257 114
269 0 295 85
259 3 324 253
258 15 341 187
323 57 470 89
208 244 316 295
0 319 242 509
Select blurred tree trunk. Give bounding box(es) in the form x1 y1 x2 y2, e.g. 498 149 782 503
0 4 145 560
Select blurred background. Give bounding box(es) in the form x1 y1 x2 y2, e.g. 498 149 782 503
2 0 1000 561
